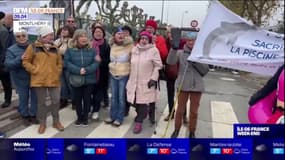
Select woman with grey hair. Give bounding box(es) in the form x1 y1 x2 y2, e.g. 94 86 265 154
5 29 37 123
64 29 100 127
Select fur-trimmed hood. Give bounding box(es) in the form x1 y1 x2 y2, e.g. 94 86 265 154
109 36 133 47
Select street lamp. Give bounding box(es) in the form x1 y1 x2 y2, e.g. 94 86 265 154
180 10 188 27
161 0 165 25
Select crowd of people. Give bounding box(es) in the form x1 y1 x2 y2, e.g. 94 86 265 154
1 11 283 139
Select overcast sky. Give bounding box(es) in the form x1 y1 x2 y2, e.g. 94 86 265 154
4 0 283 27
122 1 209 27
70 0 283 27
72 0 210 28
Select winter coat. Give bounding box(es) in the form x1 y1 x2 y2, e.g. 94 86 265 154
4 43 30 86
164 37 187 80
4 25 16 48
155 35 168 64
0 23 8 74
54 37 71 56
22 40 62 87
126 44 163 104
109 36 133 77
64 41 100 85
95 39 110 89
166 45 205 92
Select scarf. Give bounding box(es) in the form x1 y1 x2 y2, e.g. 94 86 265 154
92 38 104 56
92 38 104 81
17 41 29 49
183 44 192 54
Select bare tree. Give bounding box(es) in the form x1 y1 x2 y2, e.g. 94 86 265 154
94 0 122 27
76 0 152 30
121 1 148 29
220 0 281 26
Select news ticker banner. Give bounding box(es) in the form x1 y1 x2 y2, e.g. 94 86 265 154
234 124 285 138
0 1 63 35
0 138 284 160
0 139 125 160
191 138 284 160
12 7 64 34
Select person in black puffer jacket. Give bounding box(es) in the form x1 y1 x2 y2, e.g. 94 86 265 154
0 11 12 108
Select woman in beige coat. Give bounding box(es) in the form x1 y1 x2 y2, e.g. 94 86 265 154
126 31 163 134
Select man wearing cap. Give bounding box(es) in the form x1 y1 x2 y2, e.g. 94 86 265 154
167 31 205 138
22 26 64 134
0 11 13 109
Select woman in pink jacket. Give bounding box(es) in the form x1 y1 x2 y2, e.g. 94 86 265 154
126 31 163 134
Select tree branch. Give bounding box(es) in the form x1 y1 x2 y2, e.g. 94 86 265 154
241 0 248 17
245 2 256 25
113 0 120 11
95 0 102 16
101 0 110 15
249 0 259 11
75 0 86 16
81 0 92 17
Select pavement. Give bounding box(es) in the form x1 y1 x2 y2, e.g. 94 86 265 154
239 72 270 89
0 69 269 138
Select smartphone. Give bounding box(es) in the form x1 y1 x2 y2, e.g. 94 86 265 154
171 27 199 48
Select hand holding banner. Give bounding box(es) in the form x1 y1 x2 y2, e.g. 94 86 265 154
188 1 284 76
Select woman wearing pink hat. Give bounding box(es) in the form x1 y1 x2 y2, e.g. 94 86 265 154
126 31 163 134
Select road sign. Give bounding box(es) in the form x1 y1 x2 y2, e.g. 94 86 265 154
190 20 198 28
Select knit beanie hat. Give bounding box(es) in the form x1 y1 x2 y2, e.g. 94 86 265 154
38 26 54 37
145 19 157 30
112 26 123 35
185 31 197 40
139 31 152 40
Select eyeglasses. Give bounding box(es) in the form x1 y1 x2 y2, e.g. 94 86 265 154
16 34 27 38
94 31 103 34
141 37 149 40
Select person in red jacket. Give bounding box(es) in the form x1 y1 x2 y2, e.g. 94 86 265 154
145 19 168 63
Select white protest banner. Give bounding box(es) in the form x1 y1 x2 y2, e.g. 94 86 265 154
0 1 53 35
188 1 284 76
